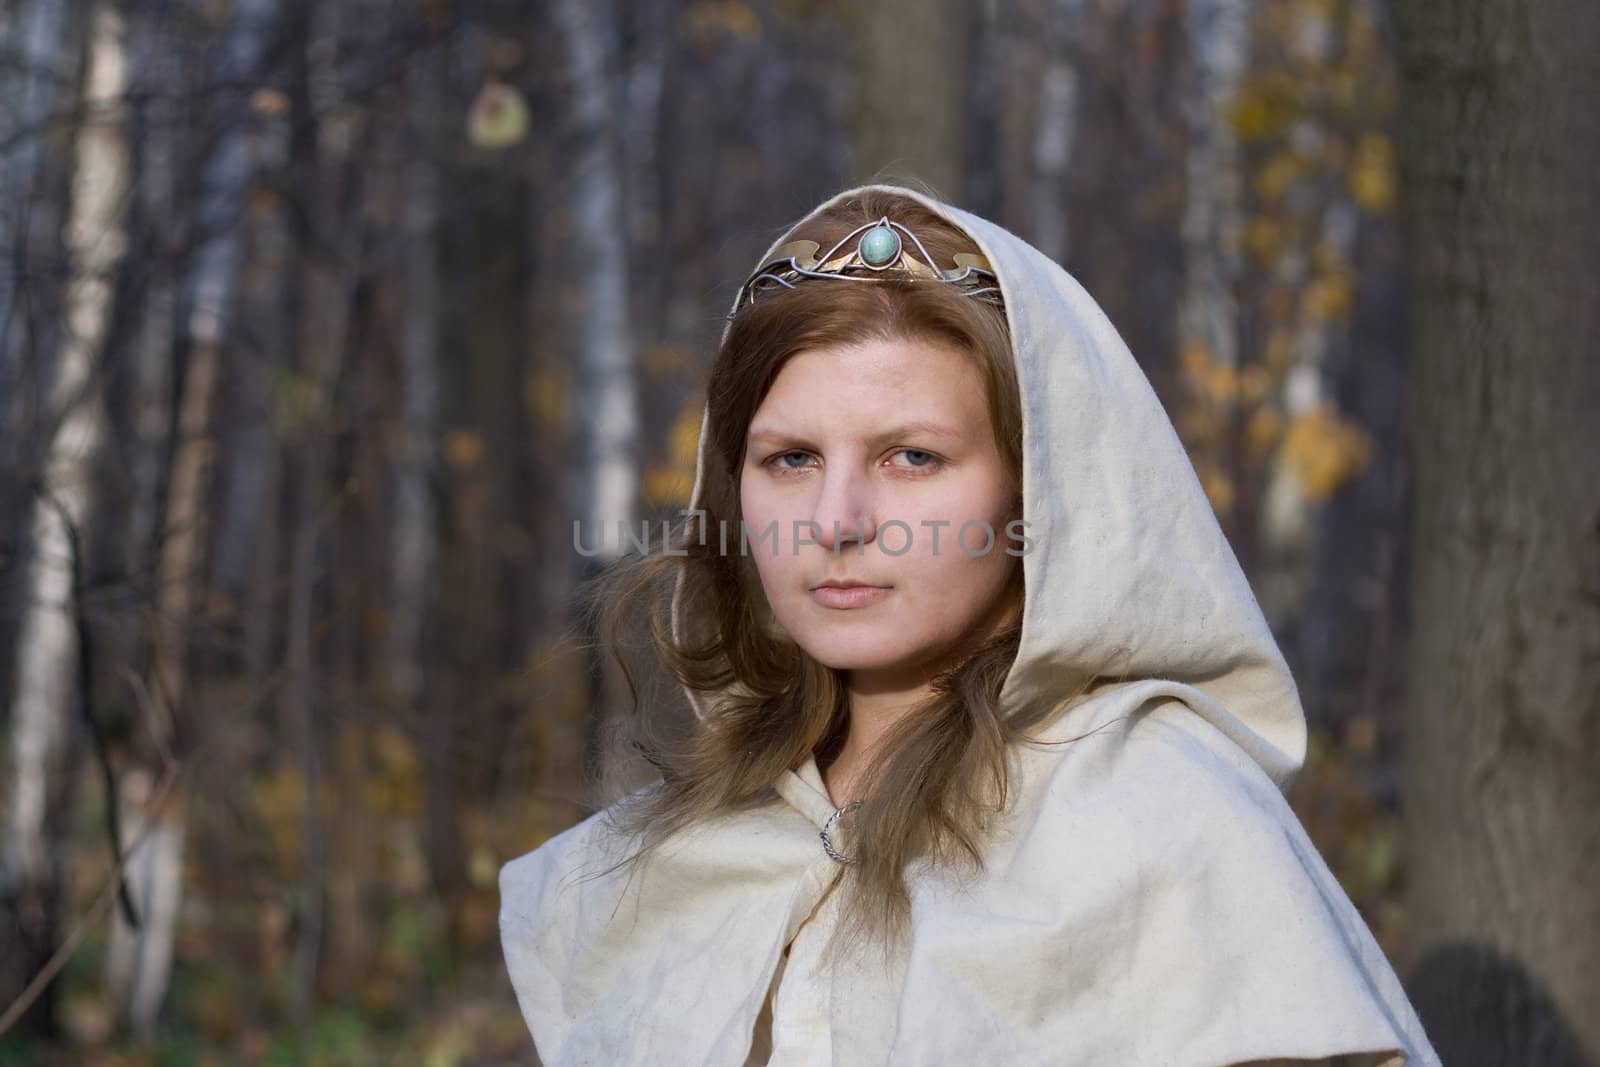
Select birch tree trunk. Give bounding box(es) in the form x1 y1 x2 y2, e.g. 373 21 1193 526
1 0 129 1033
552 0 640 798
553 0 637 570
0 0 73 613
1396 0 1600 1063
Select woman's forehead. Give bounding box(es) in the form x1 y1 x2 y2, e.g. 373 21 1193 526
762 338 983 400
748 347 989 440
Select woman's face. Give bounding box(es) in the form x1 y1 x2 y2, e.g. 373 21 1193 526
739 335 1022 682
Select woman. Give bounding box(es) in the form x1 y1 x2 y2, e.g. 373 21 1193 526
500 184 1440 1066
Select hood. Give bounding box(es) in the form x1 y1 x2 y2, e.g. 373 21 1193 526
671 183 1306 789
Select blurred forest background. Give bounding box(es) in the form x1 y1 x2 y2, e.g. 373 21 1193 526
0 0 1593 1064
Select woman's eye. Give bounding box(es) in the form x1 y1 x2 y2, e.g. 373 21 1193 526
768 451 814 471
892 449 941 471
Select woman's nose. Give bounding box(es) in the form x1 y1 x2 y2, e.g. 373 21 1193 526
811 469 878 553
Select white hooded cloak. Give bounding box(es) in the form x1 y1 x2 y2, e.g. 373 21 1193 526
499 184 1441 1066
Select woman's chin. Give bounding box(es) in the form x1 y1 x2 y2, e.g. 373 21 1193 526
792 636 933 675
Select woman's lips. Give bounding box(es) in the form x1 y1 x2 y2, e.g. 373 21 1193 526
811 585 891 609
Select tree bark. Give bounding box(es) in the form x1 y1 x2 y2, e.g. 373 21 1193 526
847 0 968 198
1176 0 1251 532
553 0 640 798
385 28 442 716
1028 0 1085 266
279 0 369 1022
1395 0 1600 1063
1 0 128 1035
0 0 75 695
0 0 71 377
103 0 271 1033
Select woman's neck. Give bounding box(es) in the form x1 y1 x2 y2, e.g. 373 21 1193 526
820 670 934 808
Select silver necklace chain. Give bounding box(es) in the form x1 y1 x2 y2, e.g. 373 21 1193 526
819 801 862 865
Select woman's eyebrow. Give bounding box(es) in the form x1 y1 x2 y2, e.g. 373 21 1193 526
747 420 964 446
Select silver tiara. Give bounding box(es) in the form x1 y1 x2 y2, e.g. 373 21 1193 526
728 216 1004 320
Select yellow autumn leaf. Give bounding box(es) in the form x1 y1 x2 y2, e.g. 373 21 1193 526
468 845 500 889
1199 466 1236 516
1254 152 1304 205
1350 132 1396 214
1301 274 1355 320
684 0 762 44
1327 67 1359 110
273 369 326 440
246 184 281 221
1180 340 1213 385
467 81 529 149
1345 713 1379 756
643 343 694 377
443 429 485 469
425 1024 472 1067
1264 330 1295 372
362 725 424 816
670 400 704 466
251 87 290 119
1312 238 1350 274
1205 362 1240 405
1279 404 1374 499
252 767 307 866
1245 217 1281 265
1240 365 1272 405
1175 406 1221 448
1228 79 1297 141
526 367 570 429
1181 340 1244 406
1248 407 1285 456
644 466 693 505
374 724 419 777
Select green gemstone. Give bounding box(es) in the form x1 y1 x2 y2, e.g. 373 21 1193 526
859 225 901 267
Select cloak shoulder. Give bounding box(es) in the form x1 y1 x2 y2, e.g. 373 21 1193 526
498 788 840 1066
875 693 1439 1066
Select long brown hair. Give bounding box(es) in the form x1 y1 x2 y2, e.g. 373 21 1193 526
577 188 1094 957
